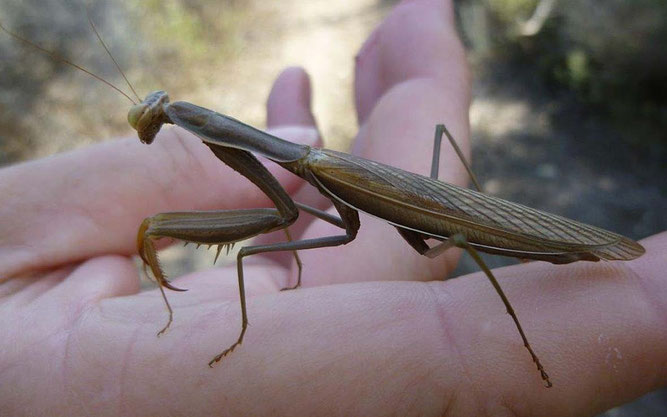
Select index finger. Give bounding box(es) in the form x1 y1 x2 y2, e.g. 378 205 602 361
0 126 315 277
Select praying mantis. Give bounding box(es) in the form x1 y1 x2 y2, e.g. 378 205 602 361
0 16 645 390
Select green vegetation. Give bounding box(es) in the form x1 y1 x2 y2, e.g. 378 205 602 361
459 0 667 143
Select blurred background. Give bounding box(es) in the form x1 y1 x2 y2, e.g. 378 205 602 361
0 1 665 414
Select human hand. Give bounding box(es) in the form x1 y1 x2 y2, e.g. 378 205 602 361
1 0 665 416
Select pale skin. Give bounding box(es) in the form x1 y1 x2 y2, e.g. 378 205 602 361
0 0 665 415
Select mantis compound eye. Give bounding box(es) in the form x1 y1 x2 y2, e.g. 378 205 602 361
128 91 170 144
127 103 147 131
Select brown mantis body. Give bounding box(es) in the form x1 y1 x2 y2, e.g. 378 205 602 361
1 19 646 389
128 91 644 388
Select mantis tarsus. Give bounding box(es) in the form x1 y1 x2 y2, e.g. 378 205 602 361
1 18 646 389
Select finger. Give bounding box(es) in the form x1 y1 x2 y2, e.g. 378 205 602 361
1 256 141 377
0 110 316 278
2 254 139 304
355 0 464 125
294 0 471 286
59 232 666 416
354 0 470 204
53 256 141 299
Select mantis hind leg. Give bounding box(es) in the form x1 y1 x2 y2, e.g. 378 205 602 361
430 124 533 265
430 123 482 192
396 228 552 388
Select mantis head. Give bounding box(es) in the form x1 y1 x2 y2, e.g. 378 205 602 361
128 90 171 144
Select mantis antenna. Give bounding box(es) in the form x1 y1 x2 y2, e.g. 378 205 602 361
0 17 138 105
85 9 141 103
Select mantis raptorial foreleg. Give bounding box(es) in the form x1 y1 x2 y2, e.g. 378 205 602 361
139 175 360 362
138 208 302 334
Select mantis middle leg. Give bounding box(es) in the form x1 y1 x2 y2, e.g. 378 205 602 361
207 200 360 366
